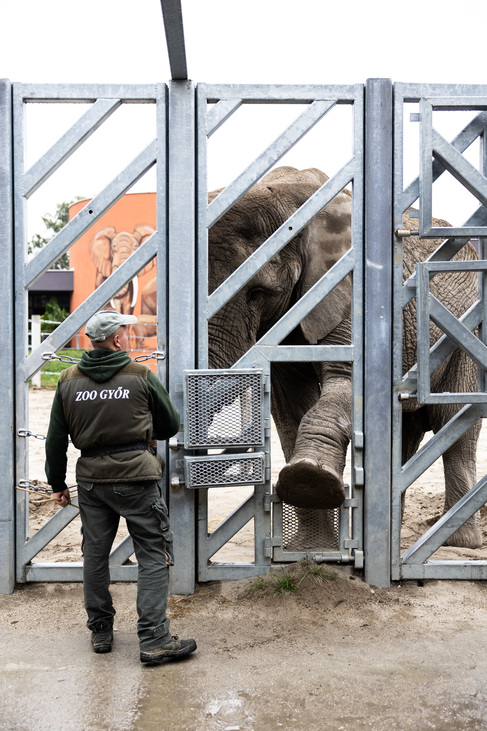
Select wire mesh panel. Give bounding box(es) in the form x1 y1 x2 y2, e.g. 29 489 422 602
184 369 264 449
281 504 339 552
185 452 266 488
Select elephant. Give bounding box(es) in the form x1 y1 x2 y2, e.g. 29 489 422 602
89 224 156 314
207 166 482 549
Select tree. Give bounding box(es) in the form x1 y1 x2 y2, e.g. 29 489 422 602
41 296 69 333
28 199 83 270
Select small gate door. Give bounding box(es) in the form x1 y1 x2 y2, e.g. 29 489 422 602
392 83 487 580
12 82 166 583
192 83 366 582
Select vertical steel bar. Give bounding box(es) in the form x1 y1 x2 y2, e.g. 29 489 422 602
167 81 196 595
196 84 209 369
12 84 29 582
391 85 406 580
364 78 393 588
155 84 169 500
419 99 433 236
350 87 365 559
0 79 15 594
479 128 487 394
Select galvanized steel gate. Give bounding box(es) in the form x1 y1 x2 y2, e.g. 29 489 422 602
392 83 487 581
2 78 487 594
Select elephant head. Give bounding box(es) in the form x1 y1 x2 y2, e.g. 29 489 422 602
208 167 352 364
89 224 156 314
208 167 353 510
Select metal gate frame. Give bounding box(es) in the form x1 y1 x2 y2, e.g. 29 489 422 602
190 81 368 584
0 78 399 594
7 82 167 587
3 78 487 594
392 83 487 581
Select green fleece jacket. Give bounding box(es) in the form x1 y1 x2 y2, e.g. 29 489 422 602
45 350 180 492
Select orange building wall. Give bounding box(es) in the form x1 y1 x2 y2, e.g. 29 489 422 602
69 193 158 358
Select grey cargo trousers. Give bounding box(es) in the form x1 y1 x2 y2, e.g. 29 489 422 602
78 479 174 650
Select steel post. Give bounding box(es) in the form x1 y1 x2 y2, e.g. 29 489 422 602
364 78 393 588
0 79 15 594
167 81 196 594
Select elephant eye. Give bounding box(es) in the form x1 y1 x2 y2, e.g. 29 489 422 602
246 287 265 305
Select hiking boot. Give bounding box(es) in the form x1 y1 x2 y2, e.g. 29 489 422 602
140 636 197 665
91 622 113 654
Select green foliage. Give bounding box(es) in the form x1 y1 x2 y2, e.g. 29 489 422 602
271 571 299 596
41 297 69 333
28 199 83 270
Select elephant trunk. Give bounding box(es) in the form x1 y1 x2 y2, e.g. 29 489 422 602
208 318 251 370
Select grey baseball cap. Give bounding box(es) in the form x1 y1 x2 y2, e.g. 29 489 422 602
85 310 137 342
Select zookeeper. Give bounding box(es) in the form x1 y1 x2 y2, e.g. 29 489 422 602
45 309 197 665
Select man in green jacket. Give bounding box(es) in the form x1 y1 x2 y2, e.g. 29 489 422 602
45 309 196 664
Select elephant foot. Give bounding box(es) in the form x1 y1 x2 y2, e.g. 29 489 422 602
444 521 483 549
276 458 346 510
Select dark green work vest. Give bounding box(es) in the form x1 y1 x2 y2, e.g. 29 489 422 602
59 362 162 483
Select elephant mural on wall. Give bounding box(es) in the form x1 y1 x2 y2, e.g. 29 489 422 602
132 274 158 347
89 224 156 314
207 166 482 549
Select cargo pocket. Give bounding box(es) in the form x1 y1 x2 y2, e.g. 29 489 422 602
151 498 175 566
113 481 157 516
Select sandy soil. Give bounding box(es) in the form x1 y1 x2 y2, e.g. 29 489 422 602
3 389 487 730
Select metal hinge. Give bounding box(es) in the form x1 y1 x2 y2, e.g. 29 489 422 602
264 536 281 558
264 492 281 512
354 431 364 450
354 467 364 486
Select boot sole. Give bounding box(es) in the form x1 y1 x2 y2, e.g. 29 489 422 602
140 640 197 665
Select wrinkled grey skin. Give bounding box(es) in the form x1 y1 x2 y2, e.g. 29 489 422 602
208 166 481 549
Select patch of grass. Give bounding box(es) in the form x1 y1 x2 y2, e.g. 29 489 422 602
250 576 269 594
297 557 338 588
249 557 338 598
270 570 298 596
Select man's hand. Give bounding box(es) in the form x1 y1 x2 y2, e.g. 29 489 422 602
52 489 71 507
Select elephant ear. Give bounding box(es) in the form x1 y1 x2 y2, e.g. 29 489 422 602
133 224 157 276
297 188 352 344
89 226 117 280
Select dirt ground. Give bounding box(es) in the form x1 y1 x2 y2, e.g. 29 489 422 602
3 389 487 730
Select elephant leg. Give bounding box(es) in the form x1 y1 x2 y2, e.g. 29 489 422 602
276 319 352 510
270 357 321 463
439 417 482 549
427 349 482 548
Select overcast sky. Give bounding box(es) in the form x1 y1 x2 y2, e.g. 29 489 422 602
2 0 486 234
3 0 487 86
